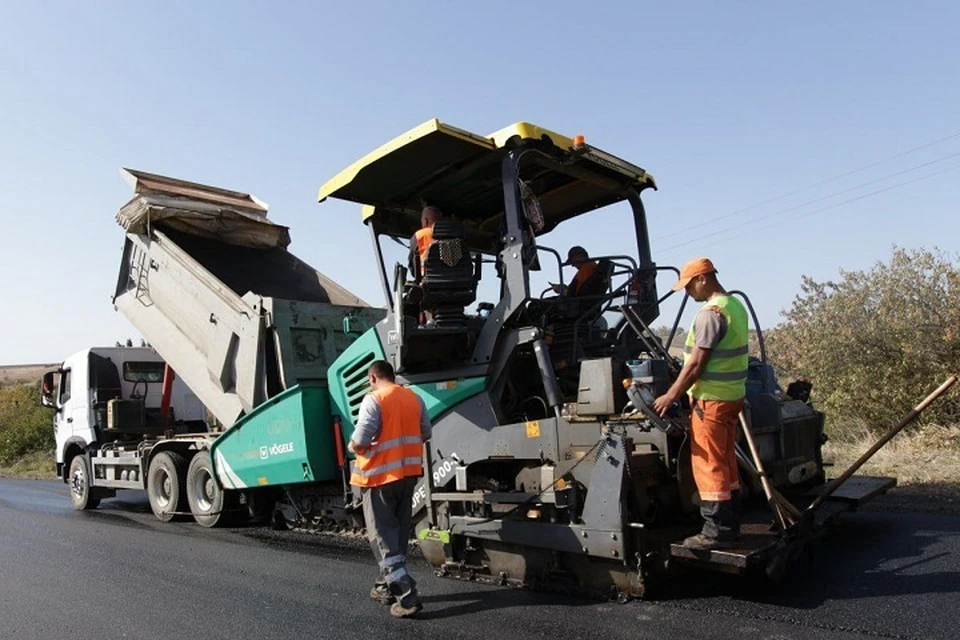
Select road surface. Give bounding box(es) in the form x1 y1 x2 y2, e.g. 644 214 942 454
1 478 957 639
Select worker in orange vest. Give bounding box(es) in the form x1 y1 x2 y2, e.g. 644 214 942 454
408 205 444 281
552 245 599 296
348 360 432 618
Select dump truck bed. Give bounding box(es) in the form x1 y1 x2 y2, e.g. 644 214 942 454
112 169 384 427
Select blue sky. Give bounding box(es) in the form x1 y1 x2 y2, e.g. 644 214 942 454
1 2 957 364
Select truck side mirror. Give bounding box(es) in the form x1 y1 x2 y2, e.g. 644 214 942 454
40 371 58 408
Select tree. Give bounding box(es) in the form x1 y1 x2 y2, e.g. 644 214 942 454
766 247 960 435
0 383 55 464
653 325 685 351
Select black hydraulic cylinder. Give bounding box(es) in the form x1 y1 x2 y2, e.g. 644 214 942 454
533 338 563 418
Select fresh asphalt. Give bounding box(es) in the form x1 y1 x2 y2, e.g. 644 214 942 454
1 478 957 640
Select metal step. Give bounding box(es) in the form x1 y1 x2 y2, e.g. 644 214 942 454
803 475 897 507
668 520 786 570
668 475 897 572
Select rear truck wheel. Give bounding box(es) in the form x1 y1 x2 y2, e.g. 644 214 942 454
186 450 233 527
147 451 188 522
68 455 100 510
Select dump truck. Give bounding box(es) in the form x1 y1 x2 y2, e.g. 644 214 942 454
43 346 208 514
43 169 384 524
51 119 902 597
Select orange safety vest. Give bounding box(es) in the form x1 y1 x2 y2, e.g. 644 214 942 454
568 260 598 296
415 227 433 268
350 384 424 488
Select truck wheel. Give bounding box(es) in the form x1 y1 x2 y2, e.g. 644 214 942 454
147 451 188 522
68 455 100 510
186 450 231 528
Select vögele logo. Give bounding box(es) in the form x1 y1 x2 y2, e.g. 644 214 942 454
269 442 295 456
259 442 295 459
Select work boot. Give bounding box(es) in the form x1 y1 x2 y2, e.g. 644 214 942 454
682 533 740 550
387 574 422 618
389 589 423 618
682 533 721 550
700 499 740 540
370 581 394 605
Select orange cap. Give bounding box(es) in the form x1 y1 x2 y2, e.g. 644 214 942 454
671 257 717 291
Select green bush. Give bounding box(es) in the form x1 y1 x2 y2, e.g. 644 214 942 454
767 247 960 436
0 383 55 464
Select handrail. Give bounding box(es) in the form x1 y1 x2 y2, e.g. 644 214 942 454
729 289 766 364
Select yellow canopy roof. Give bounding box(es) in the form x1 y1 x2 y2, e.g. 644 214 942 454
318 118 655 242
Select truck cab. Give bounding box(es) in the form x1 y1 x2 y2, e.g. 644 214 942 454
43 347 207 480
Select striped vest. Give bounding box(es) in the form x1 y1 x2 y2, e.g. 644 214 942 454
685 295 749 401
350 384 424 487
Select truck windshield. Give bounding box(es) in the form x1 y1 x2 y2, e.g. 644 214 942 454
122 361 165 382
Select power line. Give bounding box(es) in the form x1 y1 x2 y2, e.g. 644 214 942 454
655 130 960 242
656 151 960 256
657 162 960 261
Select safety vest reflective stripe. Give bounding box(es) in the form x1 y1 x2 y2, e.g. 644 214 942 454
352 456 424 479
384 565 409 583
684 344 749 358
374 435 424 452
699 370 749 382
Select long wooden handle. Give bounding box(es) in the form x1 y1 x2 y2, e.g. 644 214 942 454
738 411 794 529
808 375 957 513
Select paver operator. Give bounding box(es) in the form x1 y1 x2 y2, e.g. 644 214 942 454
652 258 749 550
552 245 599 297
348 360 432 618
409 205 445 280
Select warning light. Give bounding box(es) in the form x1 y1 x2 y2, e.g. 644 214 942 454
573 134 586 148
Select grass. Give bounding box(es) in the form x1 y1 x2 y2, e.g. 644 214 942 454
824 423 960 515
824 423 960 485
0 449 57 479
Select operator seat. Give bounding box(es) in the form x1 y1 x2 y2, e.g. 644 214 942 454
543 258 616 394
420 220 477 327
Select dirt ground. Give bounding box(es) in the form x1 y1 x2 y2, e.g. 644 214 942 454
0 364 56 386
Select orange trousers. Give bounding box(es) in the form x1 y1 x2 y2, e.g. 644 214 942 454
690 398 743 502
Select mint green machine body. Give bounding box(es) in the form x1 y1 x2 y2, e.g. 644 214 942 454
324 329 487 437
210 382 337 489
210 327 389 490
211 327 487 490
